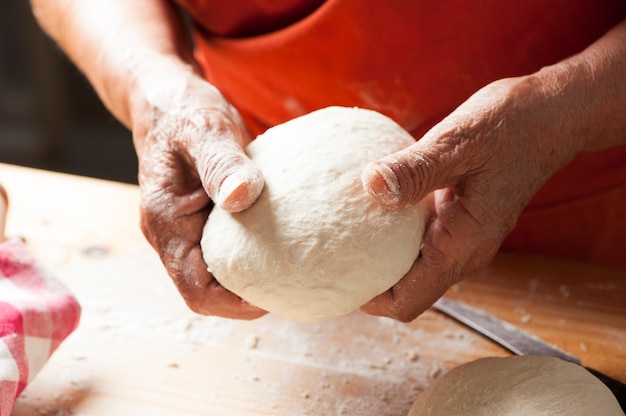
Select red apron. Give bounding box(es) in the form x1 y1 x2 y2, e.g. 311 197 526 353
179 0 626 268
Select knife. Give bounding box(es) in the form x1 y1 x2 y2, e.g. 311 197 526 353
432 297 626 412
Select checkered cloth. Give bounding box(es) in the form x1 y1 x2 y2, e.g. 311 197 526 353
0 238 80 415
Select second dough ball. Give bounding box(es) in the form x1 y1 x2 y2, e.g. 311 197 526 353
407 355 623 416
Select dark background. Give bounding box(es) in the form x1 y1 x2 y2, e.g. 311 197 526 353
0 2 138 184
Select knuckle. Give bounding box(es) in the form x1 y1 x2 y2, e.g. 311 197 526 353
391 308 420 323
183 295 209 315
138 205 159 248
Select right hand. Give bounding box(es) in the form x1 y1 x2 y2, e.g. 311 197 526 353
130 62 267 319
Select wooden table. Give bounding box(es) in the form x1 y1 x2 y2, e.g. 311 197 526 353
2 163 624 416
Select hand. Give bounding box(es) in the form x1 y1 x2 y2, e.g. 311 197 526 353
360 75 586 322
131 64 267 319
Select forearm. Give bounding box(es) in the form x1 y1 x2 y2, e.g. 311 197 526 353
30 0 196 129
531 18 626 152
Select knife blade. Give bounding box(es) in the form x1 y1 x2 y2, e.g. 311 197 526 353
432 297 626 412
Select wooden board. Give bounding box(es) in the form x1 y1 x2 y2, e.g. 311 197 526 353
0 163 623 415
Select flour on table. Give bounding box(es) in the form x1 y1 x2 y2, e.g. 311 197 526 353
201 106 426 322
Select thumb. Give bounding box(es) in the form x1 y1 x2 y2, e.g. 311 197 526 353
361 138 463 209
193 138 264 213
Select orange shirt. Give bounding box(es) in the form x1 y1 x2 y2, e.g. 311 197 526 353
177 0 626 268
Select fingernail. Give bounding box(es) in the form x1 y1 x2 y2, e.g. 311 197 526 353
362 162 401 206
216 168 264 212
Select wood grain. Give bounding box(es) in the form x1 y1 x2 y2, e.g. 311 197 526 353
0 163 623 416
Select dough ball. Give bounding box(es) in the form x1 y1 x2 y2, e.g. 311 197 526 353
408 355 624 416
201 106 426 322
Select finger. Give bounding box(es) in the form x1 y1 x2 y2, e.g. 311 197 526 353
206 154 264 213
361 132 468 210
360 217 458 322
140 190 267 319
173 242 267 319
361 195 453 322
361 188 502 322
189 129 264 213
360 238 452 322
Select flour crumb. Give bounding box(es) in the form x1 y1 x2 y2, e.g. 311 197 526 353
412 383 424 392
405 349 420 362
427 365 443 379
243 333 260 349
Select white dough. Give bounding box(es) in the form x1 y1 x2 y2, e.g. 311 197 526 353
408 356 624 416
201 106 426 322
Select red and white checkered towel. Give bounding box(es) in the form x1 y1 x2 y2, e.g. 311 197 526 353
0 238 81 415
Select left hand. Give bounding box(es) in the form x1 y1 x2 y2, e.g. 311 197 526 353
131 63 267 319
360 75 585 322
